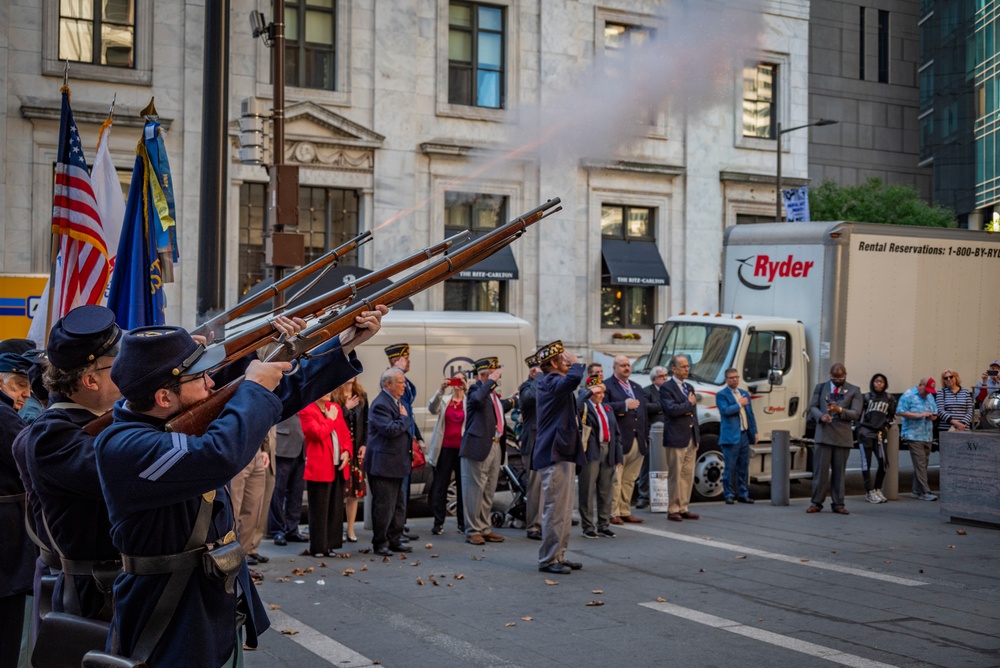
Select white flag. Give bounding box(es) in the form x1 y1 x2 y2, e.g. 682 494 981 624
92 118 126 301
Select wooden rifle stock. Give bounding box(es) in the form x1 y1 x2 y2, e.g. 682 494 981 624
83 410 114 437
189 230 372 342
164 198 561 436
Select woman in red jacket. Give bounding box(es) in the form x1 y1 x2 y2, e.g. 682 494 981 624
300 392 353 557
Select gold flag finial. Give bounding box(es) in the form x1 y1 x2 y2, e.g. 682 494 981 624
140 96 158 119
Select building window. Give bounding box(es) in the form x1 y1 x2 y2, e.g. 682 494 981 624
285 0 336 90
238 183 268 297
604 22 657 126
448 2 505 108
443 192 508 312
878 10 890 83
59 0 135 68
298 186 360 265
742 63 776 139
601 205 655 329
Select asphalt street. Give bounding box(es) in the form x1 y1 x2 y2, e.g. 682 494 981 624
244 454 998 668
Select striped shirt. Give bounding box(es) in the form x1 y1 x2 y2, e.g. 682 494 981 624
937 386 973 428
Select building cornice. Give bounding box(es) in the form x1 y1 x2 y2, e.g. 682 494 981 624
19 97 173 130
720 170 809 187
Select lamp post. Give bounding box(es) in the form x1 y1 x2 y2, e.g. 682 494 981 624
775 119 838 222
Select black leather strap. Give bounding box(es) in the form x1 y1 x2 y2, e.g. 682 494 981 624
60 557 124 577
121 548 204 575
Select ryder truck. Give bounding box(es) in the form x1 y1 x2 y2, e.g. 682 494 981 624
645 221 1000 500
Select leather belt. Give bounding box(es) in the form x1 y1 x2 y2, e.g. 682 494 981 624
0 493 26 504
122 547 206 575
39 547 61 570
60 557 123 577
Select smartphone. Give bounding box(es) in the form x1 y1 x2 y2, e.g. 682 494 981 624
989 369 999 377
448 378 464 387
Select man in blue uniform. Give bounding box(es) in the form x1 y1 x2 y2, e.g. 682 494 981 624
0 352 34 668
385 343 421 541
532 341 586 575
93 306 384 667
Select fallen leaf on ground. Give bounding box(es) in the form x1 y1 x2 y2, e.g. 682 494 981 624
471 555 480 561
592 590 603 594
585 601 604 607
520 616 533 621
411 560 421 567
656 597 666 603
305 567 315 573
956 529 967 535
736 555 747 560
883 560 892 564
447 583 453 587
292 568 306 575
431 554 439 558
360 565 368 572
275 577 290 582
342 568 355 576
544 579 559 586
358 548 371 554
947 545 956 549
425 543 433 549
455 574 465 580
699 568 705 573
400 554 408 561
429 576 439 586
280 628 298 636
505 622 516 627
416 577 425 585
758 617 765 622
318 562 327 568
269 604 281 610
299 549 311 556
800 559 809 563
382 556 391 564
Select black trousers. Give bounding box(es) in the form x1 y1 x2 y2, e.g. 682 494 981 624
430 447 464 530
369 474 406 550
0 593 26 668
307 478 345 555
269 453 305 537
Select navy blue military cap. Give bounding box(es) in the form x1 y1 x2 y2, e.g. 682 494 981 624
0 338 37 355
47 305 122 371
112 326 226 402
0 353 34 375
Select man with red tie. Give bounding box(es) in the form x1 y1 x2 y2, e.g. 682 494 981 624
460 357 517 545
604 355 648 525
578 375 623 539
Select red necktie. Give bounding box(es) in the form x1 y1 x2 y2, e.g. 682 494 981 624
492 392 503 436
598 405 609 442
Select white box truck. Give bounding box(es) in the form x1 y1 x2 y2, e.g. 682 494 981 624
644 222 1000 500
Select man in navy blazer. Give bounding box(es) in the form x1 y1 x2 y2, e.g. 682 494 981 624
603 355 648 524
806 363 863 515
365 368 415 556
659 354 701 522
577 376 623 538
717 367 758 504
460 357 516 545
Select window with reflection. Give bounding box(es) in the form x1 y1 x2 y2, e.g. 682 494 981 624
59 0 135 68
448 2 505 108
443 191 508 311
285 0 336 90
601 204 655 328
742 63 776 139
604 22 656 125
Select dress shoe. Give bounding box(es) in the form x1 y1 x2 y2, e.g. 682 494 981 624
389 543 413 553
248 553 269 563
526 530 542 540
374 546 393 557
482 532 505 543
571 518 579 527
466 534 486 545
431 526 444 536
636 500 650 510
561 560 583 570
667 513 683 522
286 533 309 543
610 516 625 526
246 554 260 566
402 532 419 541
345 535 359 543
622 515 644 524
583 530 598 539
598 529 616 538
806 505 821 513
539 563 571 575
737 497 754 504
832 507 850 515
679 512 699 520
725 497 735 505
272 532 288 546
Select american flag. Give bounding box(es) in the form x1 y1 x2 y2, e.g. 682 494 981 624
51 88 110 316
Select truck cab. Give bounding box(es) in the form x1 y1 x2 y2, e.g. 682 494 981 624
645 314 812 500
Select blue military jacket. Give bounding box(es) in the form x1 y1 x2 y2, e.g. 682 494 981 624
533 364 587 470
365 389 412 478
0 390 33 599
15 393 118 617
459 379 515 462
579 399 623 467
95 341 361 666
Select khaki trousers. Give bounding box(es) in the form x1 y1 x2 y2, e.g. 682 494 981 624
664 439 697 514
612 438 644 517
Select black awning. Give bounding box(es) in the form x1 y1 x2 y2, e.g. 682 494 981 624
601 239 670 286
450 235 519 281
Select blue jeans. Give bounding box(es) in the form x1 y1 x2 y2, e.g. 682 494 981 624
721 431 751 500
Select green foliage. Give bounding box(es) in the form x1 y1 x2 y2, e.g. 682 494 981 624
808 178 956 228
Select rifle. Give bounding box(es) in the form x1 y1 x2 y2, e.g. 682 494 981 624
189 230 372 342
165 197 561 436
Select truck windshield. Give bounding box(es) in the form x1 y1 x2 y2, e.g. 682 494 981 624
648 322 739 385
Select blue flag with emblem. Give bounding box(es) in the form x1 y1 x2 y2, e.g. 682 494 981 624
107 118 178 328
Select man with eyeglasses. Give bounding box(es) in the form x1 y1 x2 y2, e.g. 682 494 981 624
91 306 385 667
806 363 862 514
897 377 938 501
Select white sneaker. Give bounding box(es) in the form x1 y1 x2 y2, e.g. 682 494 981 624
866 490 881 504
919 492 938 501
874 489 888 503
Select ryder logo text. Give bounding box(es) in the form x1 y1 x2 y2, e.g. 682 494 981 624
736 255 815 291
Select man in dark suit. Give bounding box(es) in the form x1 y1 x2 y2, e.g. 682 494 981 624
604 355 647 525
637 365 669 509
384 343 421 541
460 357 516 545
806 363 862 514
268 414 308 545
578 376 622 538
717 367 758 505
518 355 543 540
365 368 415 556
659 354 701 522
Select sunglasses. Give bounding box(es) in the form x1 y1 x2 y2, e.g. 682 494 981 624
943 375 954 380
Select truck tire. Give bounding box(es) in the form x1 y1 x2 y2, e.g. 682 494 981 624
692 433 725 501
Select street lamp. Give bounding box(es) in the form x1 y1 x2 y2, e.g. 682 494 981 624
775 119 838 222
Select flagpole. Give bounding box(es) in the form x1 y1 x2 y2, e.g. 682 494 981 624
44 61 71 345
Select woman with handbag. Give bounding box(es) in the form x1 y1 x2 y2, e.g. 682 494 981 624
299 393 353 557
332 379 368 543
427 373 468 535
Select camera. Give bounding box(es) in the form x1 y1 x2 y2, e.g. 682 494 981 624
448 377 464 387
988 369 998 377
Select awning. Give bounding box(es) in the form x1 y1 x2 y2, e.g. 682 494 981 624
449 234 519 281
601 239 670 286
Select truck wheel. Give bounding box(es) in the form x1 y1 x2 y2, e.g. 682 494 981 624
446 477 458 517
692 434 725 501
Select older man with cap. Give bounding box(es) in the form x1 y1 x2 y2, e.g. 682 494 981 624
385 343 422 541
0 339 46 422
518 354 543 540
0 352 34 668
460 357 516 545
91 306 384 667
12 305 124 641
533 341 586 575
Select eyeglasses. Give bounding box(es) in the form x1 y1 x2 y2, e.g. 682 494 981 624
177 371 209 389
93 364 114 373
830 376 846 381
943 375 954 380
653 374 668 379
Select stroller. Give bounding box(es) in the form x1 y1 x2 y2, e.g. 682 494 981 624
490 437 528 529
